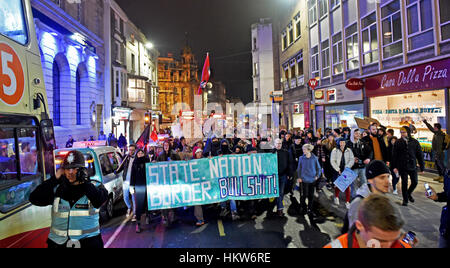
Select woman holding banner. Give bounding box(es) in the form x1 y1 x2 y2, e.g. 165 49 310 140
130 149 150 233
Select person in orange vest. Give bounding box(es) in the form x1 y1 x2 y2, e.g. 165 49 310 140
324 194 412 248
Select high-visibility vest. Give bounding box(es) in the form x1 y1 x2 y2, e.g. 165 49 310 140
324 231 412 248
48 190 100 245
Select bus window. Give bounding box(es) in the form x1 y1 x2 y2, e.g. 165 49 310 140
18 128 39 176
55 152 96 178
0 128 17 182
0 0 28 45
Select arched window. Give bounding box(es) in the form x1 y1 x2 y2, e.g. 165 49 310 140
76 67 81 125
52 62 61 126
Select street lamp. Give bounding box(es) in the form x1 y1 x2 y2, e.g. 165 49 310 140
146 42 154 49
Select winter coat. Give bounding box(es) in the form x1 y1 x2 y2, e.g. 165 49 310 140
219 139 232 155
424 121 447 153
392 137 425 172
349 139 372 169
330 147 355 173
130 156 150 187
361 134 389 162
273 148 295 177
203 138 221 157
297 154 321 183
322 144 336 180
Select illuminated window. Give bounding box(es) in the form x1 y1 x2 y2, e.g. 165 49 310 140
332 32 343 74
345 23 359 70
381 0 402 58
361 12 378 65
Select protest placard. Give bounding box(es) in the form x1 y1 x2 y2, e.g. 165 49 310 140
145 153 279 210
333 168 358 193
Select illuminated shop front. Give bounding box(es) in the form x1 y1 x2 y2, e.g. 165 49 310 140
366 57 450 170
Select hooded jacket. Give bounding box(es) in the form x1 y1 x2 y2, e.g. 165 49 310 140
203 137 221 157
219 139 232 155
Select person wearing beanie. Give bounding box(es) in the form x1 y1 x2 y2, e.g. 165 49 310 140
343 160 391 233
392 126 425 206
29 150 108 248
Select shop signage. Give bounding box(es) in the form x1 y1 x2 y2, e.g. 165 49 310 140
345 78 364 91
113 107 131 120
314 89 324 100
308 78 318 90
365 57 450 97
293 104 302 114
314 84 362 105
304 101 310 129
270 91 283 102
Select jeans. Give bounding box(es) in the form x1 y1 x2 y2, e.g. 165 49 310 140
400 169 418 204
276 175 288 210
434 152 446 176
439 234 449 248
220 200 237 213
391 168 400 191
300 182 315 212
122 181 135 212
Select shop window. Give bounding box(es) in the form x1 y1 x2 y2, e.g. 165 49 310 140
406 0 434 51
439 0 450 41
325 104 364 130
0 0 28 45
308 0 318 26
345 23 359 71
381 0 402 58
361 12 378 65
321 39 330 78
311 45 320 78
332 32 343 74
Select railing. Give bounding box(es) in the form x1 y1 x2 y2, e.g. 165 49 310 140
290 78 297 89
297 75 305 86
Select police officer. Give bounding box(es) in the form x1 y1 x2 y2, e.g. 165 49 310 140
29 150 108 248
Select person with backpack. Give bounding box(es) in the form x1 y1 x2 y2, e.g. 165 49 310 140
423 119 448 183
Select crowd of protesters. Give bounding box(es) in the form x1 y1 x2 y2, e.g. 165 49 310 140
110 120 448 248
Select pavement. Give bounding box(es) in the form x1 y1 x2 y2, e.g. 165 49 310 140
99 172 445 248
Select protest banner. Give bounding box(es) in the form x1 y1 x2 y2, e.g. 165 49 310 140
146 153 279 210
334 168 358 192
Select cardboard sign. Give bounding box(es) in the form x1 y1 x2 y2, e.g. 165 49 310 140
334 168 358 192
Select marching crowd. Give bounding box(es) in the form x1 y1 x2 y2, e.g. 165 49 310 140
111 119 449 248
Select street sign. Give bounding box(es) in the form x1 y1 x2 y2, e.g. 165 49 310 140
345 78 364 91
270 90 283 102
308 78 318 90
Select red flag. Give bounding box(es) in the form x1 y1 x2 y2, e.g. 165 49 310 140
197 53 211 95
252 138 257 148
151 128 158 142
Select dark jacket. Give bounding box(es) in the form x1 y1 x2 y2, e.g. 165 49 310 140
392 137 425 172
349 139 373 169
130 156 150 187
424 121 446 153
435 171 449 238
361 134 389 162
273 148 295 177
219 139 232 155
203 138 221 157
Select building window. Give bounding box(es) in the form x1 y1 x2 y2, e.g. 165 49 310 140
76 68 81 125
253 37 257 50
440 0 450 41
115 70 120 98
128 78 146 103
321 39 330 78
294 12 301 39
406 0 434 51
381 0 402 59
288 22 294 45
311 45 319 78
330 0 340 10
282 31 287 50
318 0 328 18
114 41 121 63
253 62 259 76
131 53 135 73
308 0 318 26
52 62 61 126
297 51 304 76
361 12 378 65
345 23 359 71
114 14 120 32
332 32 343 74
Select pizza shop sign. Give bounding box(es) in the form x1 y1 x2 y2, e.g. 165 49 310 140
365 58 450 97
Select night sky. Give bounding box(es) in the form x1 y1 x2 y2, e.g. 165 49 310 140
115 0 279 104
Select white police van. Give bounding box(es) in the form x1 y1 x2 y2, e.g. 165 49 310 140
54 141 124 221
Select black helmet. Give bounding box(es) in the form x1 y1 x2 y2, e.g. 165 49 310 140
62 150 85 169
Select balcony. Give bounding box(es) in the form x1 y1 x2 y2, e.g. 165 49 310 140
283 81 289 91
290 78 297 89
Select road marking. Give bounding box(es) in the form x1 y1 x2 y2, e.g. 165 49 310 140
191 223 209 234
104 216 130 248
217 219 226 237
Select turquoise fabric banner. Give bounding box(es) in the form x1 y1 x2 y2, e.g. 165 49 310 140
146 153 279 210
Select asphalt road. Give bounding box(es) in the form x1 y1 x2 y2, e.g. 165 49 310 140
100 172 445 248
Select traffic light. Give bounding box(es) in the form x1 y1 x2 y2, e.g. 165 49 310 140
144 112 151 126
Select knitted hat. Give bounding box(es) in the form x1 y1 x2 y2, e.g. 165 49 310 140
366 160 391 180
194 148 203 155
